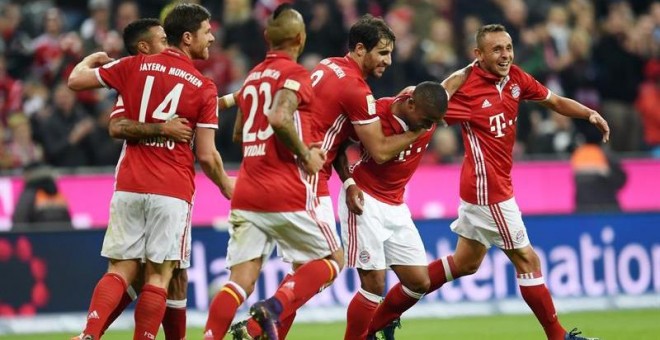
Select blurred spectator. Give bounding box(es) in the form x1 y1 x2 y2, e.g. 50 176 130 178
0 2 33 80
422 17 458 81
424 127 461 164
301 0 347 58
6 113 44 169
114 0 140 34
0 54 22 126
593 1 644 152
87 99 122 166
12 162 73 231
36 82 95 167
80 0 112 54
222 0 267 68
0 123 12 169
571 121 627 212
635 59 660 157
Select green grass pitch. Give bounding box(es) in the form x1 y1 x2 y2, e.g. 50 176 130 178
3 309 659 339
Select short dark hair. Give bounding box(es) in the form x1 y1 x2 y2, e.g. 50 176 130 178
163 3 211 47
122 18 161 56
476 24 507 49
348 14 395 52
413 81 448 118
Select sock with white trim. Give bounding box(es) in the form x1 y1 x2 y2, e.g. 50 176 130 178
518 271 565 340
367 284 425 335
344 288 382 340
204 281 246 340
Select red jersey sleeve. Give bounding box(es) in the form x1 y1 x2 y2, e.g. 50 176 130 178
444 92 472 125
341 80 379 125
281 66 314 106
197 81 219 129
96 56 138 93
514 65 550 101
109 95 126 119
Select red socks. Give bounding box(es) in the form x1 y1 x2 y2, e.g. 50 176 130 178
518 272 565 340
83 273 128 338
134 284 167 340
344 289 381 340
273 259 338 320
368 285 424 335
100 286 136 335
204 281 246 340
162 299 187 340
429 255 457 292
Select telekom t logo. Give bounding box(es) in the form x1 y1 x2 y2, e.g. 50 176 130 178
489 113 507 138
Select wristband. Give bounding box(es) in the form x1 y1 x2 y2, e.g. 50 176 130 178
343 178 356 190
220 93 236 108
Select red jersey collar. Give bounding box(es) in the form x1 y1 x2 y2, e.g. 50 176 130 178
343 53 364 78
473 61 508 83
163 48 193 65
266 50 295 61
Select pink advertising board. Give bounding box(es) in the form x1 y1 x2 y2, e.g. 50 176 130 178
1 159 658 230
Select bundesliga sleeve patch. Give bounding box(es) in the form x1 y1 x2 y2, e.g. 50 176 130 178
284 79 301 92
366 95 376 115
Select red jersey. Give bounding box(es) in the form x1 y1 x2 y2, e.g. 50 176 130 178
445 64 550 205
310 55 378 196
352 93 434 205
231 51 316 212
96 48 218 203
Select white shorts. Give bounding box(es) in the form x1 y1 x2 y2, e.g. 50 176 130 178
226 204 341 267
101 191 192 267
450 197 529 250
339 187 427 270
279 196 336 263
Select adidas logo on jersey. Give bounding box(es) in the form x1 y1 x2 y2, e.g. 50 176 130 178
87 310 99 320
481 99 492 108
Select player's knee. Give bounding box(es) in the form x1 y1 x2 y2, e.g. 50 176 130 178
361 275 386 295
405 276 431 294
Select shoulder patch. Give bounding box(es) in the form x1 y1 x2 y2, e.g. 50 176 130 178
284 79 301 92
366 95 376 115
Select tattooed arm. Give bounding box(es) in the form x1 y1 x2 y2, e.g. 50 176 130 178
109 117 193 143
269 88 325 174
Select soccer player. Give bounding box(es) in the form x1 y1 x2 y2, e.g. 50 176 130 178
338 81 449 340
368 24 607 340
202 5 340 340
232 15 470 340
67 4 234 340
74 18 191 340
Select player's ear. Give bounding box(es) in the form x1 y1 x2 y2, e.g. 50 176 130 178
137 41 148 54
355 42 366 57
182 31 193 46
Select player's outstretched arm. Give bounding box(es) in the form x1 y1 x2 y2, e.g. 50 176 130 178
269 88 326 174
109 117 193 143
541 93 610 143
67 52 114 91
195 128 234 199
354 121 424 164
442 63 472 99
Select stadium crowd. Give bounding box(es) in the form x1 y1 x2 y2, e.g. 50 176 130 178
0 0 658 173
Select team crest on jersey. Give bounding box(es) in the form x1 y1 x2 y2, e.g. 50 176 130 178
510 84 521 99
515 230 525 243
359 250 371 264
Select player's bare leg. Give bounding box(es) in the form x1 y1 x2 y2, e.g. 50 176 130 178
163 269 188 340
205 258 262 340
366 265 429 337
134 259 176 340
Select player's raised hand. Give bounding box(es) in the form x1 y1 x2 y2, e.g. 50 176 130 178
301 146 326 174
162 117 193 143
88 51 115 67
588 111 610 143
345 184 364 215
